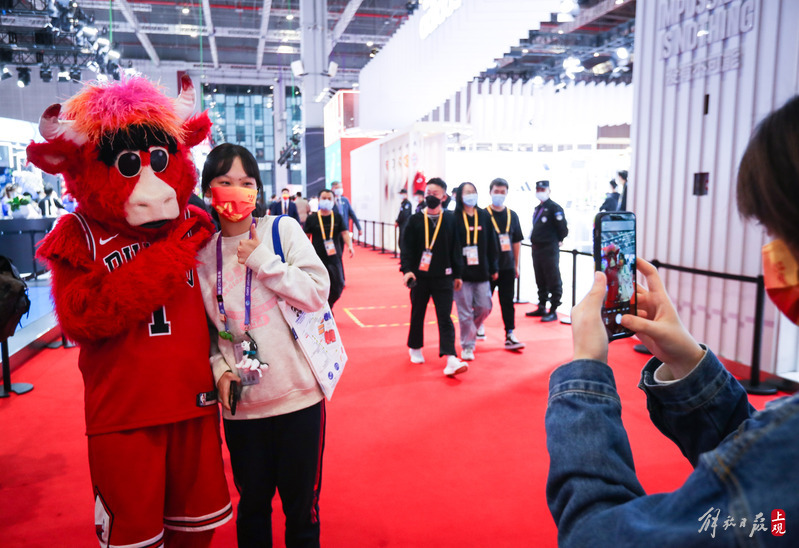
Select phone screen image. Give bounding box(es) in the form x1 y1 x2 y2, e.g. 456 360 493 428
595 213 636 340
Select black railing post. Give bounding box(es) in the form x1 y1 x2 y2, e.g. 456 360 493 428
571 249 578 308
380 223 387 254
514 244 527 304
371 221 376 251
393 225 399 258
739 275 778 395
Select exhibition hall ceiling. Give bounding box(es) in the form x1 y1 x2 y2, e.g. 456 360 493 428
0 0 635 88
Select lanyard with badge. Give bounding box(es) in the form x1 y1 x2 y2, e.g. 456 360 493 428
489 207 513 252
462 211 480 265
318 210 337 256
216 219 266 386
420 209 443 271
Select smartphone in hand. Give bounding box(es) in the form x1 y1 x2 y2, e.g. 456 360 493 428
593 211 636 341
229 380 241 416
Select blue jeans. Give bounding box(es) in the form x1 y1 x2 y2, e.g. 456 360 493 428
546 348 799 547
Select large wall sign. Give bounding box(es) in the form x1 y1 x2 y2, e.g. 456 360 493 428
419 0 463 39
659 0 758 85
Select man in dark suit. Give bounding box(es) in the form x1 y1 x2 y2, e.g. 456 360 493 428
331 181 361 281
268 187 301 223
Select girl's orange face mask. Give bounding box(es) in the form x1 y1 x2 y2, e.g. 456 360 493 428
211 186 257 222
762 239 799 324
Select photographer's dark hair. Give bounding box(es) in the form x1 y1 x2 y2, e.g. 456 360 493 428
617 170 628 182
737 94 799 251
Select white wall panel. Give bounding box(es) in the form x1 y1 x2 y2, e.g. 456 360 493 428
359 0 560 131
633 0 799 372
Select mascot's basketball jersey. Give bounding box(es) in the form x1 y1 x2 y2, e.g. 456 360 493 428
70 212 215 435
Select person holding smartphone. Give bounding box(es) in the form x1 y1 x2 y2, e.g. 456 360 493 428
546 95 799 547
197 144 330 548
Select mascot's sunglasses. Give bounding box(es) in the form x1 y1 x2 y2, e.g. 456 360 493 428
114 146 170 178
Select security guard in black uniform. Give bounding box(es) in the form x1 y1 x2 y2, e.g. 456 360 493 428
525 180 568 322
395 188 413 250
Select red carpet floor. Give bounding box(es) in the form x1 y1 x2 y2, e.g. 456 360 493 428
0 246 786 547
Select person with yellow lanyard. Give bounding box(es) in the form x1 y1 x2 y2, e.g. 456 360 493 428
453 182 499 362
486 178 526 351
303 188 354 310
399 177 468 377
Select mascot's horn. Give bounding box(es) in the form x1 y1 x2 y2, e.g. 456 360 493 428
38 104 88 145
173 74 196 121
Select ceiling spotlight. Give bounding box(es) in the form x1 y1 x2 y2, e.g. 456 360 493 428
58 67 70 82
562 56 583 72
40 65 53 83
286 14 295 21
559 0 577 13
107 50 121 60
182 6 190 15
70 65 82 82
369 48 379 58
616 47 629 60
17 67 31 88
522 48 529 54
366 41 374 47
1 66 12 81
531 75 544 86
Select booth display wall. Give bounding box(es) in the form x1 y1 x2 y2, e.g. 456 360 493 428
424 78 633 146
632 0 799 374
350 128 446 250
350 140 381 229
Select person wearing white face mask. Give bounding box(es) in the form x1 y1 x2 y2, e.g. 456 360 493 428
453 182 499 361
526 180 568 323
303 188 353 310
486 178 525 350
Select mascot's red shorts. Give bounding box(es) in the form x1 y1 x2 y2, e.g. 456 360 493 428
88 414 232 547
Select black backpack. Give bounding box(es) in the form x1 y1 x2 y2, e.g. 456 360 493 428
0 255 31 341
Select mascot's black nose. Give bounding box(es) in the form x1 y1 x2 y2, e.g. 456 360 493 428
140 220 169 229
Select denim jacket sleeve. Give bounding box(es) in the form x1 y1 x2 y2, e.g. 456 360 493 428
546 356 799 547
639 347 755 467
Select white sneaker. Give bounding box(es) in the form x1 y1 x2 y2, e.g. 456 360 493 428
476 325 486 341
409 348 425 364
504 330 526 351
461 347 475 361
443 355 468 377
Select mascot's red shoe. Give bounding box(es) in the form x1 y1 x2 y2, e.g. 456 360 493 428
28 76 231 547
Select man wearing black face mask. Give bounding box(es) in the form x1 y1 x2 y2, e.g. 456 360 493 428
400 177 468 377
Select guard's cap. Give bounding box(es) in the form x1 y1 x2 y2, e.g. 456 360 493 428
535 180 550 189
399 188 407 194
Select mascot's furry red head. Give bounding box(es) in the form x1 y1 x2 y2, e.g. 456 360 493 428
27 75 211 237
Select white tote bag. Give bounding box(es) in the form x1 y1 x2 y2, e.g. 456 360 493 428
271 216 347 399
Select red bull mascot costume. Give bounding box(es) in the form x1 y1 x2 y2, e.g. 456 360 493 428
28 76 231 548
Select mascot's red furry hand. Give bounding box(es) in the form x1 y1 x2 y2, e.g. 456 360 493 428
29 75 214 342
